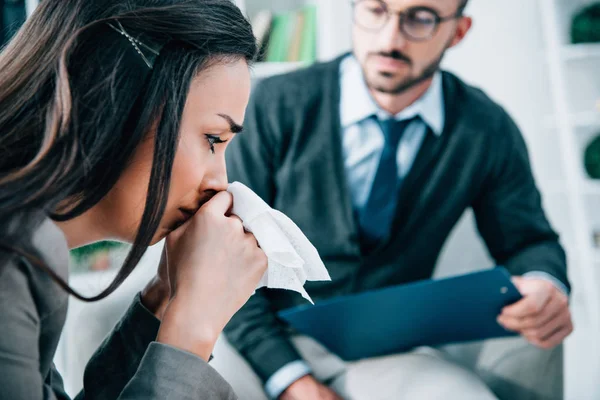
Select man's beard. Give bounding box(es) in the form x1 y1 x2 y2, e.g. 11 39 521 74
365 50 446 95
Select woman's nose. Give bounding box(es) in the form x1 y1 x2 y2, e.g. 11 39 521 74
202 157 229 193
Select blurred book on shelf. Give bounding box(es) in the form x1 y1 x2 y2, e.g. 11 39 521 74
70 241 128 274
593 230 600 248
250 5 317 63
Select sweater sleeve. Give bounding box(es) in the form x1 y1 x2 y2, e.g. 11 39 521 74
472 111 570 292
224 80 305 384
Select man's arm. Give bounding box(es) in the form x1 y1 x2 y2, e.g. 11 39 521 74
472 111 572 348
224 80 308 394
471 111 569 290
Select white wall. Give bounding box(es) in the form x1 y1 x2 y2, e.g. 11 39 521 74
442 0 558 189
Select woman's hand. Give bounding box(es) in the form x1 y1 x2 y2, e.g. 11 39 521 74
140 248 171 320
156 191 268 360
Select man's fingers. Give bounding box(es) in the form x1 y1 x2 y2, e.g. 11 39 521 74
499 293 563 331
523 306 572 343
534 294 567 328
530 322 574 349
501 291 550 319
497 314 520 332
531 293 569 334
500 278 573 348
318 385 343 400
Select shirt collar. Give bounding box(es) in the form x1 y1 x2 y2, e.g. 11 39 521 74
340 55 445 136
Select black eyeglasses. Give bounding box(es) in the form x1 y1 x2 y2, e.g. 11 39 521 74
353 0 464 42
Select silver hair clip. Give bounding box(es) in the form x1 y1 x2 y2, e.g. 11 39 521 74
107 21 161 69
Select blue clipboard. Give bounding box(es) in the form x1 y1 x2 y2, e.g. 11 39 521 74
278 268 522 361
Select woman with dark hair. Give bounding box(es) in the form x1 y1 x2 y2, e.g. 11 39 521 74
0 0 267 398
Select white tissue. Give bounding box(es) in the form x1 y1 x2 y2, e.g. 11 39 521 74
226 182 331 303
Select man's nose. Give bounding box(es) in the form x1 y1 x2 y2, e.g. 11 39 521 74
377 14 407 51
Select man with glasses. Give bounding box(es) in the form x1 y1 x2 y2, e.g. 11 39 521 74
219 1 572 399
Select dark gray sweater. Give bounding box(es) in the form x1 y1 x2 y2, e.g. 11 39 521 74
0 219 237 399
224 55 569 382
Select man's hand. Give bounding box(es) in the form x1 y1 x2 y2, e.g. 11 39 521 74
280 375 343 400
498 277 573 349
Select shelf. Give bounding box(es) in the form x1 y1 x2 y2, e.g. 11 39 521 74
251 62 308 80
539 179 600 196
540 180 600 196
594 248 600 262
584 179 600 195
541 110 600 130
562 43 600 61
236 0 352 63
591 248 600 265
571 111 600 128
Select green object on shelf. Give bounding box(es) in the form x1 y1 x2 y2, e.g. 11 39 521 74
571 3 600 44
299 5 317 63
264 5 317 64
265 14 283 62
265 11 295 62
584 133 600 179
70 241 124 263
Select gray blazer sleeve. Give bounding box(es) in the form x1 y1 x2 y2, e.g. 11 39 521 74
77 295 237 400
0 255 237 400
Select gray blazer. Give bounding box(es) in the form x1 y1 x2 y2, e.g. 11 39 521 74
0 219 237 399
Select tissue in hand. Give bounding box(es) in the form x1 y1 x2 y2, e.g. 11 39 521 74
226 182 331 303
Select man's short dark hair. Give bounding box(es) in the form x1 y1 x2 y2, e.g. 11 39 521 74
459 0 469 14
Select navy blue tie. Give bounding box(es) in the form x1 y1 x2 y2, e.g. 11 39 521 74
359 117 417 252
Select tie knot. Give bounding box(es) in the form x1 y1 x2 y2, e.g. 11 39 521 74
378 116 418 148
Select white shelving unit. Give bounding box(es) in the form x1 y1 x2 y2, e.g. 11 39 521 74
562 43 600 61
539 0 600 399
571 110 600 128
583 180 600 197
234 0 351 79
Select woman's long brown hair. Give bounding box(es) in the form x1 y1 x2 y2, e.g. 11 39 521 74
0 0 257 301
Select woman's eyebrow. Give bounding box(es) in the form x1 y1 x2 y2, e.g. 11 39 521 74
217 113 244 134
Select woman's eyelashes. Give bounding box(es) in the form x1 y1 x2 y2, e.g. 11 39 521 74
204 134 229 154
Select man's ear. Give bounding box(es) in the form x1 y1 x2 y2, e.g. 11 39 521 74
449 16 473 48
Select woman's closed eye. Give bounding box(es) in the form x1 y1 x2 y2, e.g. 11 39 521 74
205 134 229 154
